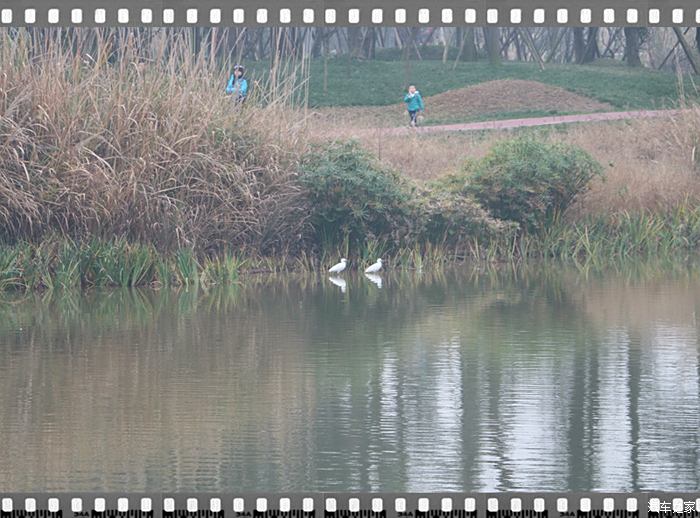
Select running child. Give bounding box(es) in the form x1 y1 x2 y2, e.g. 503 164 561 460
403 85 424 127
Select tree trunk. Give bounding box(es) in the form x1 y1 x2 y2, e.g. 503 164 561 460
546 27 567 63
323 29 329 94
573 28 585 63
463 27 477 61
696 27 700 52
441 27 450 64
362 28 376 59
514 31 524 60
484 27 501 64
624 27 643 66
394 27 403 49
582 28 599 63
347 27 363 58
673 26 700 74
601 28 622 58
311 28 324 58
402 29 412 87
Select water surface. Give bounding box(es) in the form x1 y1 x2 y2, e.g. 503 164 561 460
1 265 699 492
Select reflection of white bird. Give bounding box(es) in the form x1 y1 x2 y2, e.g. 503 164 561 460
328 276 347 293
364 258 382 273
365 273 383 289
329 258 347 274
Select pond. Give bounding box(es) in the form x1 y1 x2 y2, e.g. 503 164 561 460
0 264 699 492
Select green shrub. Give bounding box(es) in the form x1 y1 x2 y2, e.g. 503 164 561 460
413 186 517 246
462 137 604 233
299 141 413 249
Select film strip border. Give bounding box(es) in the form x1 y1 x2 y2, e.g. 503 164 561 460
3 3 700 26
1 494 700 518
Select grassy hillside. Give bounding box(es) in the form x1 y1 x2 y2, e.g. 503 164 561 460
312 79 617 127
298 58 689 109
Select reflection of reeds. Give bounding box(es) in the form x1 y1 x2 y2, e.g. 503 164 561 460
4 260 698 355
0 284 244 340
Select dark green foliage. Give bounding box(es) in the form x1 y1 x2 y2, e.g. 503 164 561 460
299 141 413 249
298 141 524 254
463 137 604 232
413 186 517 246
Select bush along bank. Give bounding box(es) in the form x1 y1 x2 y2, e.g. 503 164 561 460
298 141 515 255
3 136 700 293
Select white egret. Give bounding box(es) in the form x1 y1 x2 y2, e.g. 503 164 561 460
328 276 347 293
328 258 347 274
364 258 382 273
364 273 383 289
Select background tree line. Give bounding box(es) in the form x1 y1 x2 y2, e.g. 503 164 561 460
5 26 700 72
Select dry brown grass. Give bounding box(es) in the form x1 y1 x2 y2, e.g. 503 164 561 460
0 28 314 253
317 112 700 217
568 112 700 216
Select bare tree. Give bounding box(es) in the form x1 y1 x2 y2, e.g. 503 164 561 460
624 28 643 66
573 27 599 63
484 27 500 64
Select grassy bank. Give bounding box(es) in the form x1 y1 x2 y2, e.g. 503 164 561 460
3 130 700 293
2 29 700 294
4 204 700 292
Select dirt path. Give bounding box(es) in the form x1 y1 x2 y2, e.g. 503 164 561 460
376 109 682 136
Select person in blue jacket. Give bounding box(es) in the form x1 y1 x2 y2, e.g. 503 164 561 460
226 64 248 103
404 85 425 127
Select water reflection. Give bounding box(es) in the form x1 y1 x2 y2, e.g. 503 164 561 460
364 273 383 289
328 276 347 294
0 264 699 492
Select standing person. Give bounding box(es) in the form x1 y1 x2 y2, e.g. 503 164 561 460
403 85 424 127
226 64 248 103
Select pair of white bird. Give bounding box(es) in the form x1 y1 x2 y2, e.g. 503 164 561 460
329 258 383 274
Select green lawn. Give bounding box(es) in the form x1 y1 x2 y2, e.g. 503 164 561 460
300 58 689 109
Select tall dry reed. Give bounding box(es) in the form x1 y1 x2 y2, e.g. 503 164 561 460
0 28 313 254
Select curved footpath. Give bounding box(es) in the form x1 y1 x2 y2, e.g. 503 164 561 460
379 109 682 136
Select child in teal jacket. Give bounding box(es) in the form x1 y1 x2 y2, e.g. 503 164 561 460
404 85 424 127
226 64 248 103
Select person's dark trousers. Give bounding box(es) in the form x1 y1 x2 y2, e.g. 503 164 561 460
408 110 418 126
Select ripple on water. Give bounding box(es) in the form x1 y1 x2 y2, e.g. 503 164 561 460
0 270 699 491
